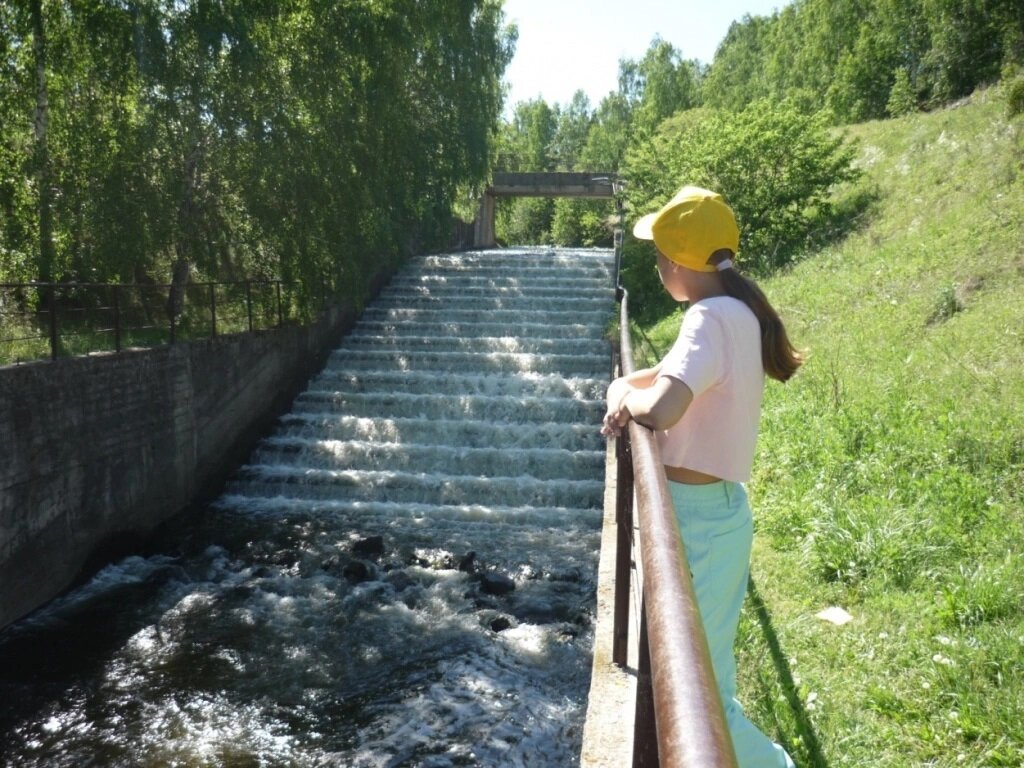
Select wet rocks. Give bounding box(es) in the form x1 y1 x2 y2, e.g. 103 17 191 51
385 571 416 593
478 571 516 596
342 561 371 583
351 535 385 558
489 616 513 633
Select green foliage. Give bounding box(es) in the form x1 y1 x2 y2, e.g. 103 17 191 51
621 37 704 135
748 90 1024 766
701 14 775 112
621 100 860 278
617 240 680 325
549 91 593 171
495 98 557 172
496 36 700 248
1008 76 1024 117
0 0 513 311
493 97 560 244
703 0 1024 123
886 68 918 117
579 93 633 171
939 557 1024 629
634 82 1024 768
495 197 554 246
550 198 615 248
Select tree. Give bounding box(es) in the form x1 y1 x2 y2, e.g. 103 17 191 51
620 100 861 319
699 0 1024 123
493 97 557 244
579 91 633 172
702 14 774 111
549 90 592 171
29 0 54 285
922 0 1021 103
497 97 557 171
887 68 918 116
625 38 703 134
0 0 514 313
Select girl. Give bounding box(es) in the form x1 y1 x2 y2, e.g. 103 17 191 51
602 186 801 768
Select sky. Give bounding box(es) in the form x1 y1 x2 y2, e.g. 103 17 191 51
500 0 790 114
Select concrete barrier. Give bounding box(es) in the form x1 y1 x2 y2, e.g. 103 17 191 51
0 303 356 629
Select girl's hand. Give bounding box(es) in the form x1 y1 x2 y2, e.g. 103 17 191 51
601 385 632 438
601 404 631 438
601 376 692 435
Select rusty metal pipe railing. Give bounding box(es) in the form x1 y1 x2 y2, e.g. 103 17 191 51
614 289 738 768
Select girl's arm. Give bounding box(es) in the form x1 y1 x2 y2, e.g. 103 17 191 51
605 363 662 414
602 364 693 436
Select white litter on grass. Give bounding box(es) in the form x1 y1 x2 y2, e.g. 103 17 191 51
815 606 853 626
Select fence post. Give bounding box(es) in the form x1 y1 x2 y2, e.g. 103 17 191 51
276 281 283 327
613 291 633 666
46 284 58 361
209 283 217 337
168 280 177 344
633 608 659 767
113 284 121 353
246 279 253 332
613 429 634 666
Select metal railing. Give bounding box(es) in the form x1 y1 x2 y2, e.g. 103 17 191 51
612 289 738 767
0 280 301 364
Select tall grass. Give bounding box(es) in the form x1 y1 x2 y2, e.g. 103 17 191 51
637 83 1024 766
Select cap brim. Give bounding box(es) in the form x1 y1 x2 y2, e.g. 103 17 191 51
632 212 657 240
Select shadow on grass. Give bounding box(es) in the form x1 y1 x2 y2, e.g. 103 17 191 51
747 575 830 768
803 185 881 255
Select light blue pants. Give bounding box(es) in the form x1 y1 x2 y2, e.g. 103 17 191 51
667 480 795 768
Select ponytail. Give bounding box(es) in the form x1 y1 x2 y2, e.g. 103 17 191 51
710 250 803 382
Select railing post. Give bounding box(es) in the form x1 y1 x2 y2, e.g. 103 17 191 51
633 607 659 767
167 280 178 344
613 227 623 292
613 425 634 666
112 284 121 352
46 284 58 361
246 279 253 332
276 281 283 327
209 283 217 337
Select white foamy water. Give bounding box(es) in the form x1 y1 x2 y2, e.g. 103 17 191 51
0 247 615 766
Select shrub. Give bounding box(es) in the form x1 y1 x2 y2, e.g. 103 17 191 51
887 68 918 117
1007 77 1024 118
495 198 554 245
551 198 615 248
621 100 861 281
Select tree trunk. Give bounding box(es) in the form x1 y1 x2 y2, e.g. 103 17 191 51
30 0 55 286
167 139 202 321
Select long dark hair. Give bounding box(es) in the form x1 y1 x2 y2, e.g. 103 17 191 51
710 249 803 382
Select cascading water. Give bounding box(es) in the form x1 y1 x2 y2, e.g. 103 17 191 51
0 247 616 767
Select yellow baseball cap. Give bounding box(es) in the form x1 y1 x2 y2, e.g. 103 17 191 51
632 186 739 272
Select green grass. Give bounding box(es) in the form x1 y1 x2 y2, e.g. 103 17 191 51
636 83 1024 766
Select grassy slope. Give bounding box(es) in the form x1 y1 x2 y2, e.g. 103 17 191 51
642 86 1024 767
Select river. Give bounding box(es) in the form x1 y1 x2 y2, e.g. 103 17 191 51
0 247 615 767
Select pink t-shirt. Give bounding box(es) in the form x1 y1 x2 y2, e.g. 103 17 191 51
655 296 764 482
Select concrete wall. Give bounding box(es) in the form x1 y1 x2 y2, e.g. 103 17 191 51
0 303 356 629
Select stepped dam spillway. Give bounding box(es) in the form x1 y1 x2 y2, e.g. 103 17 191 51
0 247 616 766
